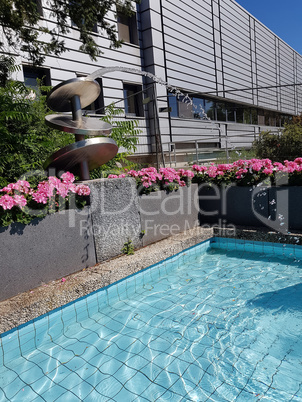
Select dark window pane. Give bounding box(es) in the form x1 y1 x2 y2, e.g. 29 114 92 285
227 103 235 122
264 110 270 126
258 110 265 125
216 102 226 121
168 95 178 117
243 108 251 124
23 66 51 91
251 108 257 124
36 0 43 16
117 11 138 45
269 114 276 126
123 84 144 117
91 78 104 114
236 107 243 123
204 99 215 120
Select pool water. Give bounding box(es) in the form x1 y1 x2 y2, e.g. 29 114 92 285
1 238 302 401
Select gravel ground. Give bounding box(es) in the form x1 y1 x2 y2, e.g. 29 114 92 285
0 226 213 334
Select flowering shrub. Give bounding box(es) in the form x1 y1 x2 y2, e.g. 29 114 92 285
108 167 194 194
0 172 90 227
107 158 302 194
192 158 302 186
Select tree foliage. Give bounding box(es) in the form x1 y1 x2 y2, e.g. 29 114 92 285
0 0 140 66
253 115 302 162
89 104 140 178
0 78 74 187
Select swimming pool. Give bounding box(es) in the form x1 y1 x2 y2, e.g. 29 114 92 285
1 237 302 401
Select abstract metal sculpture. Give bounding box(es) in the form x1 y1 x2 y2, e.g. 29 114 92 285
44 77 118 180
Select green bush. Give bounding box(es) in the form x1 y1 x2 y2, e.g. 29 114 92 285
0 80 74 187
89 105 141 178
253 118 302 162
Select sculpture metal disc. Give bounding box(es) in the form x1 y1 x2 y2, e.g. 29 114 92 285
47 77 101 112
45 114 112 136
44 137 118 175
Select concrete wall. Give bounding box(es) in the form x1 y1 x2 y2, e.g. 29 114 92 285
89 178 143 262
2 178 302 301
0 207 96 302
198 185 302 233
139 184 199 245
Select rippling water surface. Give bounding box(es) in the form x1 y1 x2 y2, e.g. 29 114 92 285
1 239 302 401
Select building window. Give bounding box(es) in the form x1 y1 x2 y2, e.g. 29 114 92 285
216 102 226 121
76 75 104 114
167 92 292 127
192 97 205 119
35 0 43 17
123 84 143 117
168 95 178 118
178 96 193 119
117 10 138 45
251 108 258 125
204 99 215 120
23 65 51 91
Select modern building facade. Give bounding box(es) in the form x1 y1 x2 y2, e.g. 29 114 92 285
8 0 302 165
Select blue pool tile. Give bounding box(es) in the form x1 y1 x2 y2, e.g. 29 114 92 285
55 391 82 401
0 334 20 364
31 375 54 395
98 357 123 375
114 386 141 401
1 236 302 401
67 381 95 401
124 371 151 395
1 375 27 400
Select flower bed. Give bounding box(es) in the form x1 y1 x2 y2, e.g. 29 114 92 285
108 158 302 191
0 172 90 227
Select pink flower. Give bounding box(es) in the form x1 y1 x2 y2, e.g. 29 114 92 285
61 172 75 183
75 185 90 196
32 191 48 204
128 170 139 177
13 180 31 194
108 174 118 178
67 183 77 193
192 165 207 173
273 162 284 171
0 195 15 210
13 194 27 207
251 162 262 172
1 183 15 193
48 176 61 187
263 168 273 175
56 183 69 198
207 166 218 178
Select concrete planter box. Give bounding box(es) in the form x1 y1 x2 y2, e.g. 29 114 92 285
0 207 96 302
89 178 142 262
139 184 199 245
198 184 269 227
198 184 302 232
269 186 302 231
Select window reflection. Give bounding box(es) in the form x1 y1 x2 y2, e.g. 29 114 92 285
204 99 215 120
168 95 178 118
216 102 226 121
168 93 293 127
192 97 205 119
